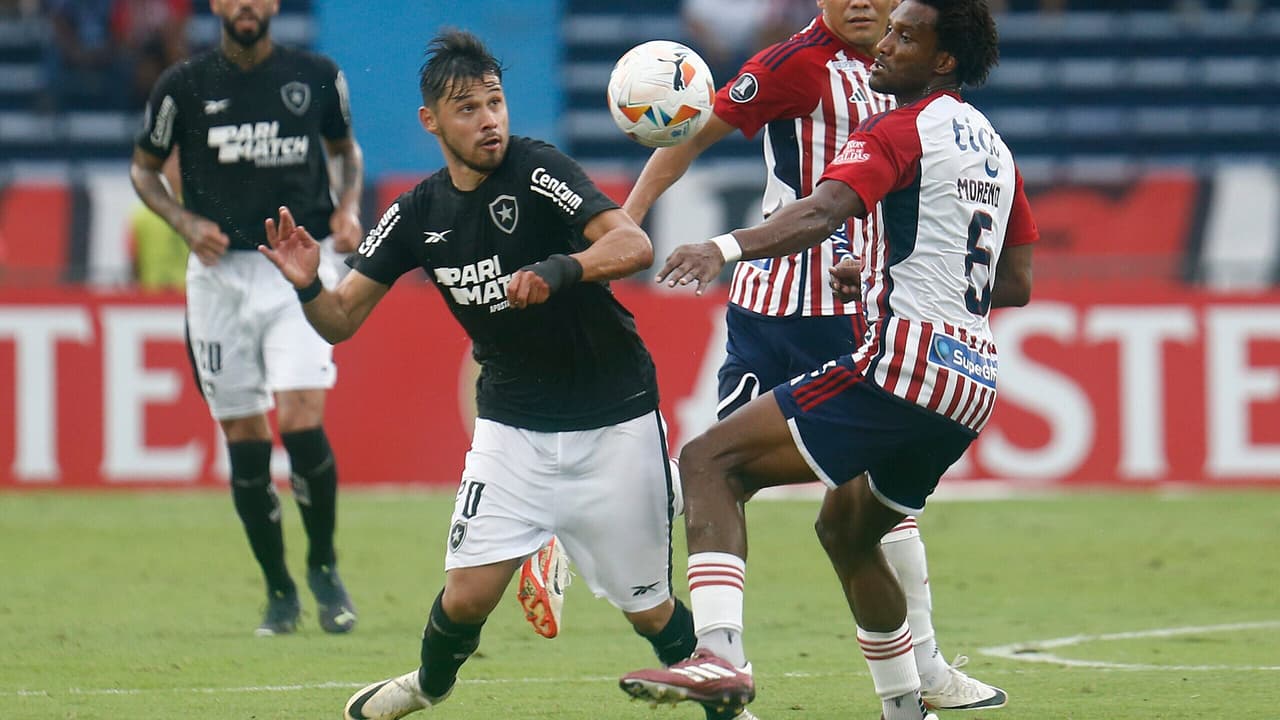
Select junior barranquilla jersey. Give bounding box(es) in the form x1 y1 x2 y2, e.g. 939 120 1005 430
136 46 352 250
713 15 895 318
819 91 1039 433
348 136 660 433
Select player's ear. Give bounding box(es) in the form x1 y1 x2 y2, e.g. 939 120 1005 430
933 51 957 78
419 106 439 136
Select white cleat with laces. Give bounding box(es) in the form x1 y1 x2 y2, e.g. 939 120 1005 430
920 655 1008 710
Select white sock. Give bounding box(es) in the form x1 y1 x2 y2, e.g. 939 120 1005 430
687 551 747 667
858 621 924 720
881 517 949 689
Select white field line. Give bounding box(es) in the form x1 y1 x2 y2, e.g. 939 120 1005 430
979 620 1280 671
5 672 856 699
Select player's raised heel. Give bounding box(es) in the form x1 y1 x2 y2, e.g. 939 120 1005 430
620 649 755 715
343 668 452 720
921 655 1008 710
516 536 571 638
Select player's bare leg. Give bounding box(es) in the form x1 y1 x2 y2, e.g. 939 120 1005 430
816 478 930 720
621 392 815 715
823 483 1008 710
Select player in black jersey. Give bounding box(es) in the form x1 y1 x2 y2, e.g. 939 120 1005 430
130 0 363 637
260 30 745 720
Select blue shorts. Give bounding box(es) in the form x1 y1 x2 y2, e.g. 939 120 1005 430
717 305 865 420
773 356 975 514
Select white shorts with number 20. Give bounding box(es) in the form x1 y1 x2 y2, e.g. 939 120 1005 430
446 410 677 613
185 241 342 420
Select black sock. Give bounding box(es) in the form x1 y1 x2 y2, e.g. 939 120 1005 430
639 597 697 666
418 591 483 698
228 440 294 595
281 427 338 570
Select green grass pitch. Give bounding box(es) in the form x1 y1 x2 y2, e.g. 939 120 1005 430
2 488 1277 719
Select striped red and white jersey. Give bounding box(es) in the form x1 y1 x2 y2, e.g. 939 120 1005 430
821 91 1039 432
713 16 894 318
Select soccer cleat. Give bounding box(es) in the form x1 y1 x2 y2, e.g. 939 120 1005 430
254 588 301 636
343 668 452 720
920 655 1008 710
620 649 755 715
516 536 571 638
307 564 358 634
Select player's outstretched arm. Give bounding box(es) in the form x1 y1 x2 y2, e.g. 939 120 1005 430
259 206 389 343
656 179 866 294
506 208 654 309
623 113 736 225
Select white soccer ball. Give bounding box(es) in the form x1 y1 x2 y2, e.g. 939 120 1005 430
607 40 716 148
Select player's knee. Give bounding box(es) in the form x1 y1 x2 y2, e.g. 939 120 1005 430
624 599 674 636
440 583 502 624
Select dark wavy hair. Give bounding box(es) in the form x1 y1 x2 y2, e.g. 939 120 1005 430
418 28 505 106
916 0 1000 87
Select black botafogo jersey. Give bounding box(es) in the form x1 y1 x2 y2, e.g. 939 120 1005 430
349 136 659 432
136 46 352 251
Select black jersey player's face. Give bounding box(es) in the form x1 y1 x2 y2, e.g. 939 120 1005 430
211 0 278 47
820 0 893 56
426 75 509 175
868 0 946 100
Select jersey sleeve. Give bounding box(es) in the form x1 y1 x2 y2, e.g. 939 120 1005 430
346 191 420 285
818 110 923 212
523 143 618 235
713 43 818 139
1004 170 1039 247
135 63 185 159
316 55 353 140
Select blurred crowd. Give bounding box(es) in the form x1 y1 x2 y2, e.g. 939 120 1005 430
1 0 191 112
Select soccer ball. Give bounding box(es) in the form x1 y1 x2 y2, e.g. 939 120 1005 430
607 40 715 148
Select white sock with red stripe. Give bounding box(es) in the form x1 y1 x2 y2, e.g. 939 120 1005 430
881 517 949 690
687 551 747 667
858 620 925 720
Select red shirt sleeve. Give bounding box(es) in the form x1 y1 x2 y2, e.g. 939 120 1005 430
1005 170 1039 247
713 42 820 139
818 109 922 212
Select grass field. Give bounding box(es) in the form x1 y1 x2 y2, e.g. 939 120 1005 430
2 489 1278 719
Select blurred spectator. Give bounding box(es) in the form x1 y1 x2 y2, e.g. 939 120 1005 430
41 0 128 111
681 0 774 86
0 0 39 18
111 0 191 109
41 0 190 112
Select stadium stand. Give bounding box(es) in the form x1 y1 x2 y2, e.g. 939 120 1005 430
562 0 1280 176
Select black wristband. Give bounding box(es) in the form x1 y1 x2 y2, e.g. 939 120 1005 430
523 254 584 295
295 277 323 303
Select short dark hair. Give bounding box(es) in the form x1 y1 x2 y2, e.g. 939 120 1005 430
916 0 1000 87
418 29 504 106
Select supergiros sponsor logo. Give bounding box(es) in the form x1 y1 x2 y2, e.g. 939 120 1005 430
207 122 308 167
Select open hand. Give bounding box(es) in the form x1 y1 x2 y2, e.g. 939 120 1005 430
259 206 321 289
654 241 726 295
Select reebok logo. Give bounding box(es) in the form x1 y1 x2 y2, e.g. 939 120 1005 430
203 98 231 114
631 582 661 597
423 229 452 244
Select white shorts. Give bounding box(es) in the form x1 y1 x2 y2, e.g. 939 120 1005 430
445 411 677 613
185 241 342 420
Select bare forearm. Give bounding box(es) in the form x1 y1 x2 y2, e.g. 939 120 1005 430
300 291 361 344
574 226 654 282
731 188 860 261
330 143 364 212
131 165 192 235
624 146 697 223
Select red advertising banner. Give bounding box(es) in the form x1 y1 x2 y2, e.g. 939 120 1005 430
2 280 1279 489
